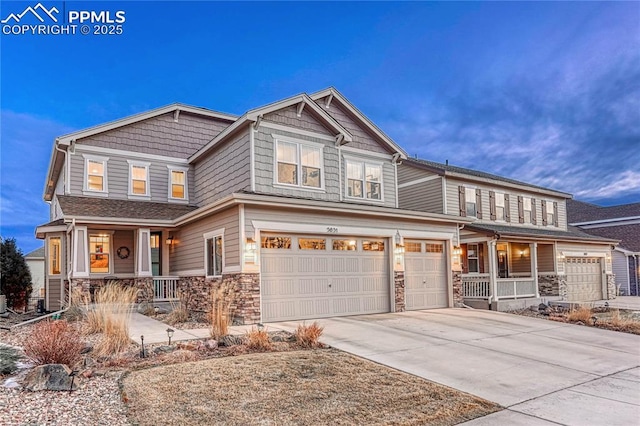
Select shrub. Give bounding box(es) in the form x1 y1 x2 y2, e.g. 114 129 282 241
246 327 272 351
210 284 235 339
295 322 324 348
567 306 593 323
0 344 22 375
23 320 84 367
165 290 190 325
84 282 137 357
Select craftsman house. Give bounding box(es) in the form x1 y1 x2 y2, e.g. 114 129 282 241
36 88 617 321
398 159 618 309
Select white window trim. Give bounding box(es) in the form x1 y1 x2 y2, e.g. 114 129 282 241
203 228 225 278
82 154 109 196
272 135 326 192
127 160 151 199
467 243 480 274
546 199 556 227
344 155 385 203
494 191 506 222
464 186 477 218
167 165 189 203
88 231 114 275
47 236 62 276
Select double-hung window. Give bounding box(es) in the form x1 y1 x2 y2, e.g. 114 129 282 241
465 187 477 217
84 155 108 194
204 229 224 277
128 161 150 197
168 166 188 201
495 193 505 221
523 197 532 223
467 243 479 273
275 138 323 189
346 160 382 200
89 233 110 274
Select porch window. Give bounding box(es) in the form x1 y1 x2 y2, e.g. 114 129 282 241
275 139 323 189
84 156 108 193
465 187 477 217
467 243 480 273
205 235 223 277
128 161 150 197
89 234 110 274
49 237 61 275
346 160 382 200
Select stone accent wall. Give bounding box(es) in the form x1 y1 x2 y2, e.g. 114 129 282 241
177 273 260 325
69 277 140 304
452 271 463 307
558 275 568 300
394 271 405 313
538 274 560 297
606 273 616 299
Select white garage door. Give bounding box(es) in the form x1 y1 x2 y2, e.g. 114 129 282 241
404 240 448 310
261 234 390 322
565 257 603 302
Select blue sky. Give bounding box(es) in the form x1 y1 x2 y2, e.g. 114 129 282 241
1 1 639 253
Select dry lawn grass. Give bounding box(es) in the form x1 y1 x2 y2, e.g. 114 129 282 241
122 349 500 425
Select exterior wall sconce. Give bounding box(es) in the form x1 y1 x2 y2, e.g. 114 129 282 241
453 246 462 256
394 231 405 271
166 236 175 245
245 237 257 264
394 230 404 253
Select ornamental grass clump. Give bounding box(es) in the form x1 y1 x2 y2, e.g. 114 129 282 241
246 327 272 352
566 306 593 323
23 320 84 367
295 322 324 348
165 290 190 325
210 284 235 339
84 282 137 357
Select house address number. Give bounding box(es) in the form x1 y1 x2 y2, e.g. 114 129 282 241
326 227 339 233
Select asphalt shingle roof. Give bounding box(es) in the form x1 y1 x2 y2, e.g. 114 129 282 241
56 195 198 221
25 246 45 258
567 199 640 223
407 158 570 196
465 223 617 243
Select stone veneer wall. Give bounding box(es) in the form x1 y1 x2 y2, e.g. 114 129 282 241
394 271 405 312
177 273 260 325
538 275 560 297
606 273 616 299
69 278 145 304
452 271 463 307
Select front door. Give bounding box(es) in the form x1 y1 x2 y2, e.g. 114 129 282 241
151 232 162 276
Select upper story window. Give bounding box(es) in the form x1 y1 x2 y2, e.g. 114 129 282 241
465 187 477 217
168 166 189 201
128 161 150 197
543 200 557 227
275 138 323 189
523 197 532 223
89 233 110 274
204 229 224 277
495 193 505 221
83 155 108 195
346 160 382 200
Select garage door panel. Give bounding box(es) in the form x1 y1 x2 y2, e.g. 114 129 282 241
405 240 448 310
261 234 390 322
565 258 602 302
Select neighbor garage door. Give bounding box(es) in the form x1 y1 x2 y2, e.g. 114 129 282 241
404 240 448 310
565 257 603 302
261 234 390 322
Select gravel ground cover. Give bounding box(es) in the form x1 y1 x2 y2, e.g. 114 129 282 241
122 349 500 426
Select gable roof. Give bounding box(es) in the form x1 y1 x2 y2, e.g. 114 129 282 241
406 158 572 198
465 223 618 244
567 199 640 224
310 87 408 158
25 246 45 259
189 92 353 162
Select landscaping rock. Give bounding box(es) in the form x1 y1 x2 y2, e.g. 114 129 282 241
80 345 93 354
219 335 244 347
153 345 176 355
23 364 78 392
204 340 218 350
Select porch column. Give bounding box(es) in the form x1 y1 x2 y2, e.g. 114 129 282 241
489 240 498 302
136 228 153 277
531 242 539 297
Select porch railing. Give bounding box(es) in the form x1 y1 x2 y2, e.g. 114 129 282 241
153 276 179 301
462 275 491 299
496 278 536 300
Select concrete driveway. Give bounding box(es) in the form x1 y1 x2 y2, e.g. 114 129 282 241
271 309 640 425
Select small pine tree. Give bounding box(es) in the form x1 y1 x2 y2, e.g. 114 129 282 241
0 237 33 310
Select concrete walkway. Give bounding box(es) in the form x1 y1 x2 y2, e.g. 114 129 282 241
128 312 255 344
594 296 640 310
269 309 640 426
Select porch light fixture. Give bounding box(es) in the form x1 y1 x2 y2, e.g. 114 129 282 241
165 236 175 245
394 231 404 254
453 246 462 256
166 328 174 345
245 238 257 264
154 306 159 317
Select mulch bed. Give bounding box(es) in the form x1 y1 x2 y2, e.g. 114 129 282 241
122 349 500 426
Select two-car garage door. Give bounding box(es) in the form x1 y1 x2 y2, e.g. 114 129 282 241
260 233 449 322
261 234 390 322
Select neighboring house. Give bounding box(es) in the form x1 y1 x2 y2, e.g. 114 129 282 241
35 88 616 320
397 159 618 309
568 200 640 296
24 246 45 300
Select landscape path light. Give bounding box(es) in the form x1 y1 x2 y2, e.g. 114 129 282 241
167 327 175 345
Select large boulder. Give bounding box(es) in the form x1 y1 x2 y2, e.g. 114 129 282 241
23 364 78 391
